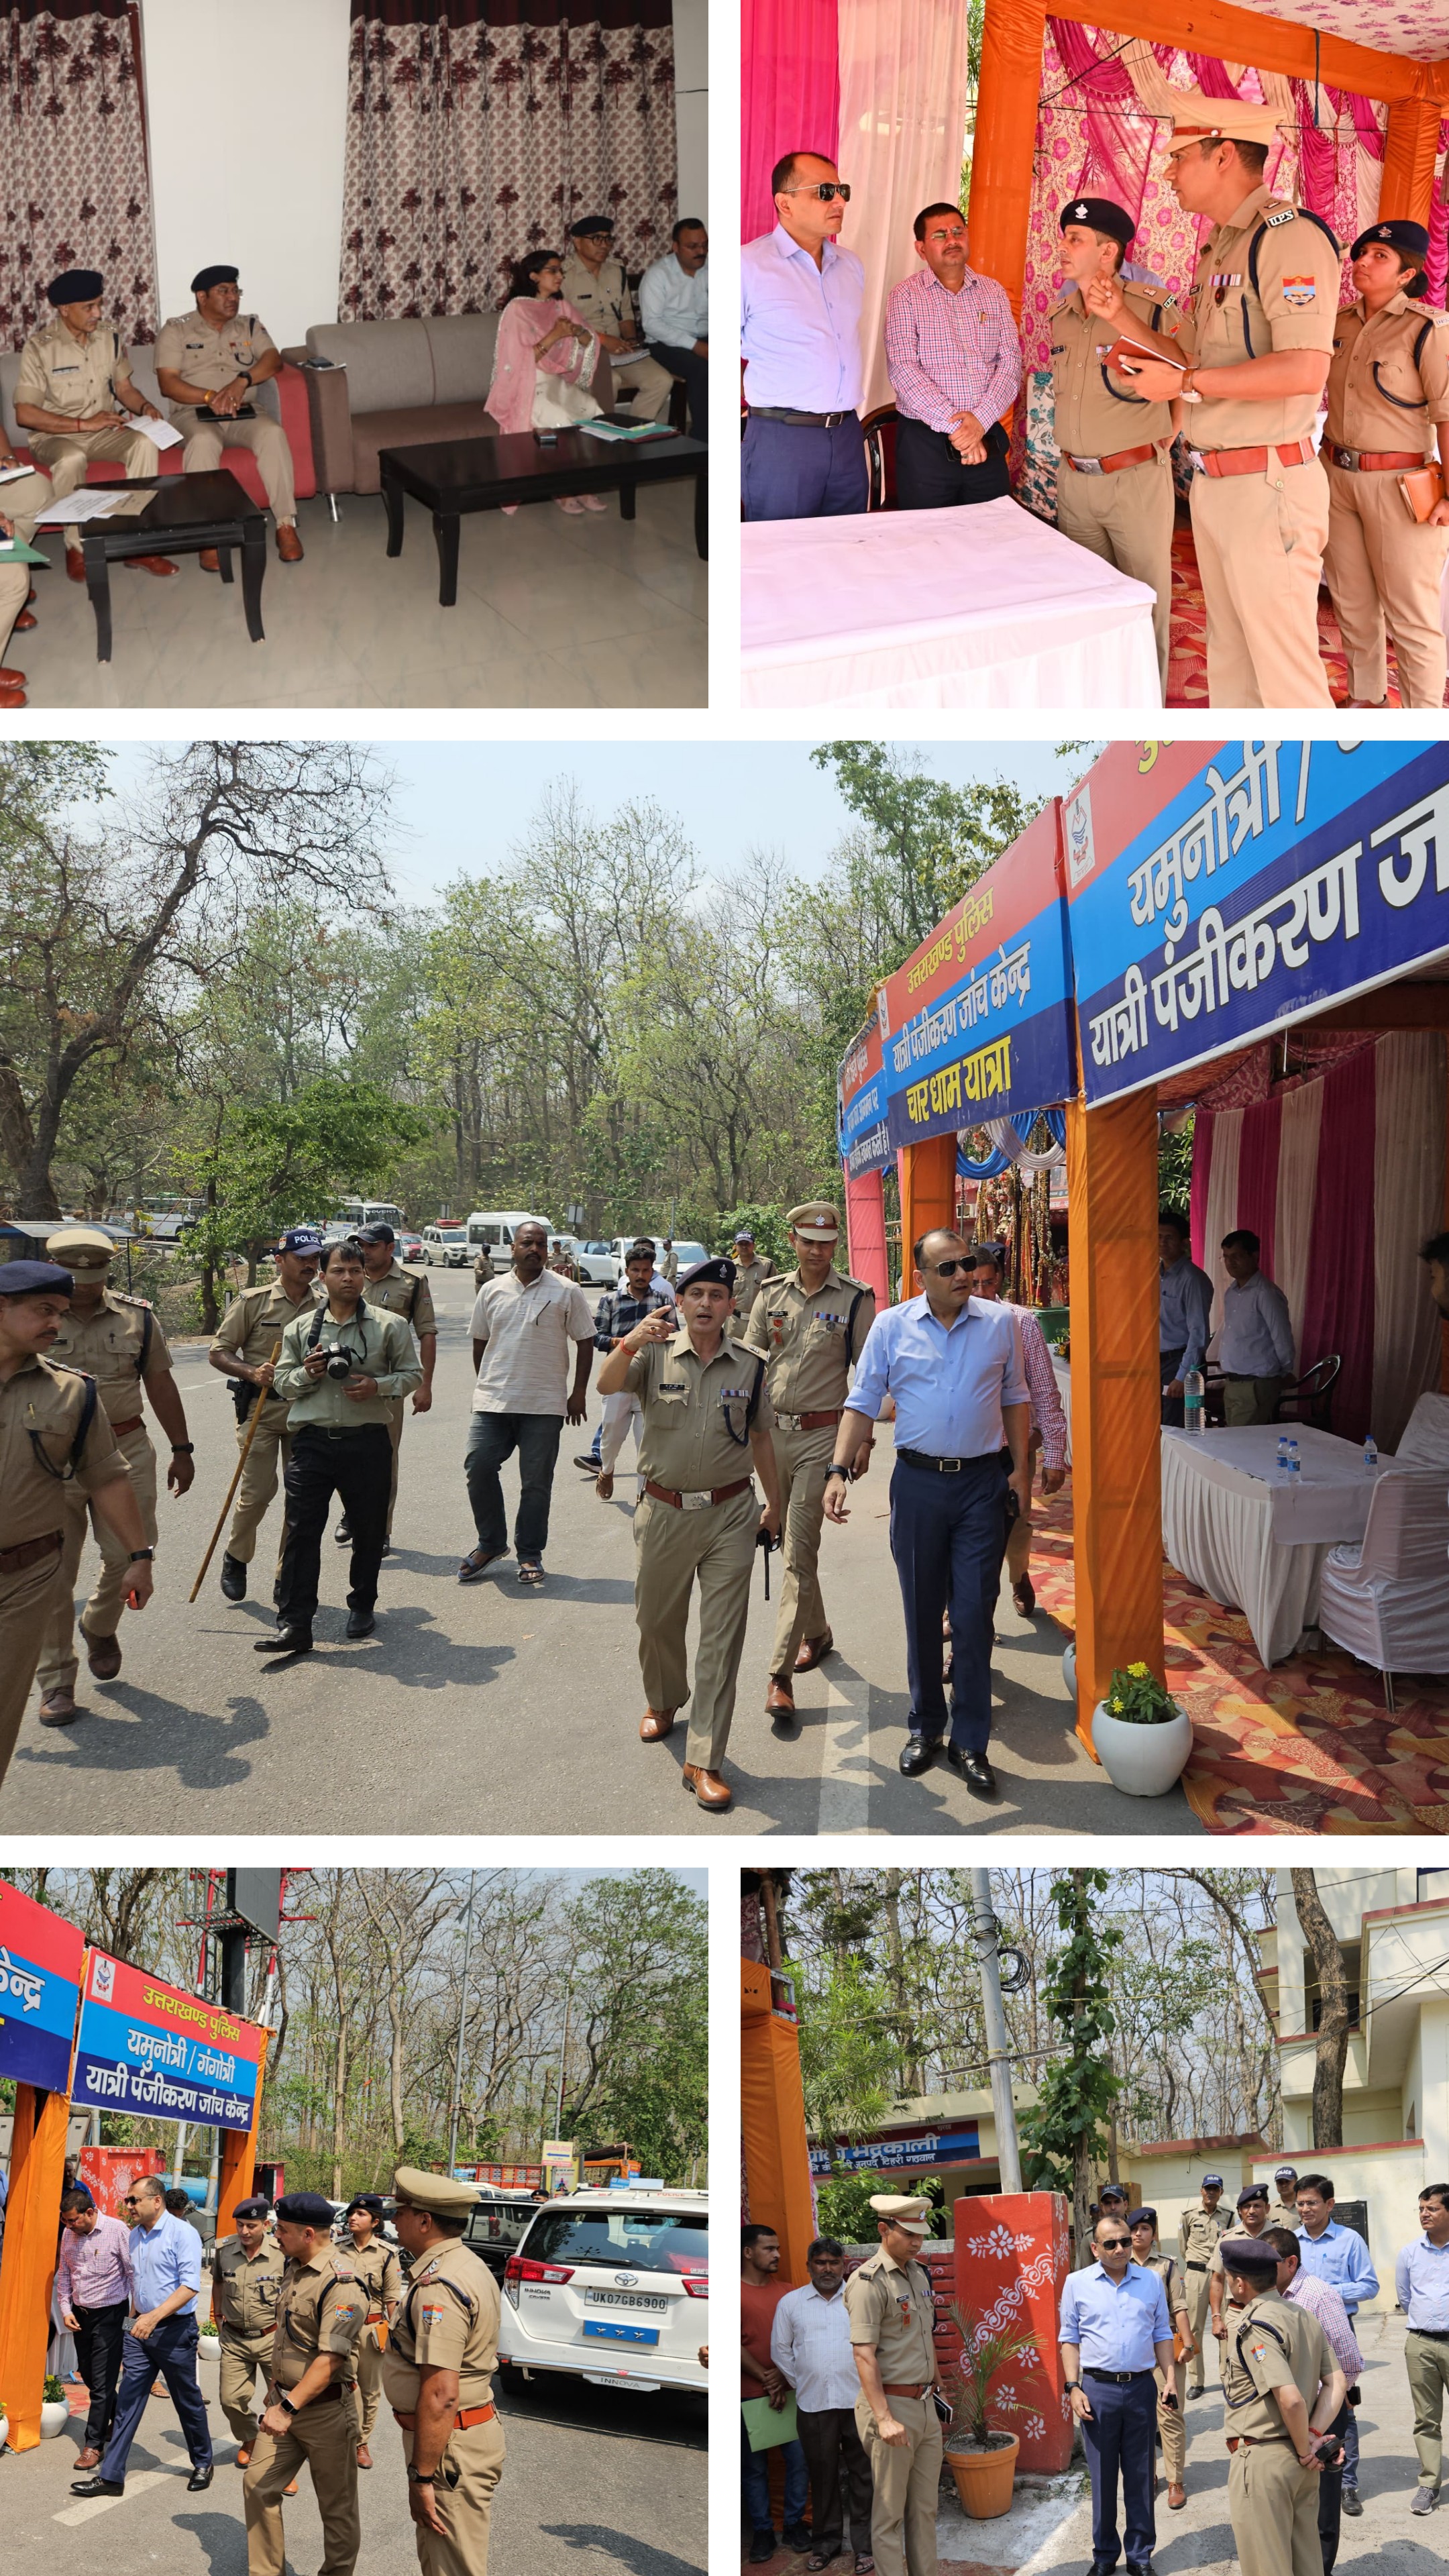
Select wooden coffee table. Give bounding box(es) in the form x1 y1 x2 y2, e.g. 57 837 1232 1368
74 470 269 662
379 423 708 605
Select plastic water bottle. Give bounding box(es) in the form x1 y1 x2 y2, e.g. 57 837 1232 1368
1286 1438 1301 1477
1277 1434 1290 1474
1363 1434 1378 1470
1183 1367 1205 1435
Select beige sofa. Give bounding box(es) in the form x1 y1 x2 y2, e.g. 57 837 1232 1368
292 312 615 500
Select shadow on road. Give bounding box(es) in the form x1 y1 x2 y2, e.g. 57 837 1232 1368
541 2524 704 2576
500 2381 706 2451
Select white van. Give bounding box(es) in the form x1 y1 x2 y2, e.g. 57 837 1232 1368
337 1199 407 1233
498 2183 708 2398
466 1210 555 1273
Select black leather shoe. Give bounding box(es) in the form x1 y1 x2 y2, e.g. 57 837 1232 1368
254 1625 313 1654
946 1746 997 1796
334 1518 352 1545
187 2464 215 2491
219 1552 246 1601
345 1609 375 1639
899 1735 942 1776
70 2476 125 2498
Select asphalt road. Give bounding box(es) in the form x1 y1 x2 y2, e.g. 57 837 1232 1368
7 2365 706 2576
0 1267 1201 1835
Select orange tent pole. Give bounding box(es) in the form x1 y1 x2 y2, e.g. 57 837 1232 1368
216 2027 269 2243
1051 0 1446 106
1380 97 1444 227
971 0 1049 326
0 2082 72 2450
741 1964 815 2285
1065 1087 1164 1759
898 1134 959 1289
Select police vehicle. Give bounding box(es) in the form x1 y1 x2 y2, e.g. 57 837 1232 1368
498 2182 708 2398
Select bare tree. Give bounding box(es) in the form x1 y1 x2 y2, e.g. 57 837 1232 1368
1289 1870 1350 2149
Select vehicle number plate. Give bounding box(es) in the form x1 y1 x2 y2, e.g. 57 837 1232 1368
585 2292 668 2312
582 2320 660 2346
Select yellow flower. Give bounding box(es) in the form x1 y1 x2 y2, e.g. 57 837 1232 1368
1128 1660 1149 1677
1110 1698 1123 1712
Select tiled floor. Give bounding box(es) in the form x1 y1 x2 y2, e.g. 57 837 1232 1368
11 481 707 709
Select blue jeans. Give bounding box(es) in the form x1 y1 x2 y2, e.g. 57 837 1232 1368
889 1452 1010 1751
741 413 867 520
1340 2396 1359 2491
465 1411 564 1562
742 2418 808 2536
1079 2372 1157 2568
100 2314 212 2482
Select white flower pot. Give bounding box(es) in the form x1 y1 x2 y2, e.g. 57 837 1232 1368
0 2410 9 2450
1091 1699 1193 1797
40 2399 70 2439
1062 1642 1076 1699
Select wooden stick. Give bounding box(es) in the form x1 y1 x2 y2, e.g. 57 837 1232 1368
190 1339 282 1603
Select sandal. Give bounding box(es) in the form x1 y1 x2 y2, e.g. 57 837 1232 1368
854 2559 874 2573
554 496 586 515
458 1548 506 1584
518 1560 545 1586
806 2556 837 2571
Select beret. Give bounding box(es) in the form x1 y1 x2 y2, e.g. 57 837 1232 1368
1238 2185 1270 2206
345 2193 385 2219
48 268 103 306
355 1224 394 1244
1351 219 1429 264
275 2190 335 2226
233 2195 272 2221
1221 2235 1280 2273
1060 196 1135 251
1128 2206 1157 2228
569 215 613 237
392 2163 480 2216
0 1260 74 1297
46 1225 116 1271
192 264 239 292
678 1255 736 1291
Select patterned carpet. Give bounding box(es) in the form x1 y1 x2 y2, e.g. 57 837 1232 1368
1161 511 1442 710
1027 1482 1449 1835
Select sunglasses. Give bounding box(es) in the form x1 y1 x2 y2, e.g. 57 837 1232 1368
1099 2235 1132 2249
928 1256 973 1278
787 182 851 203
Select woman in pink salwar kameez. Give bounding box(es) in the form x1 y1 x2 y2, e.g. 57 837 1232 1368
488 250 608 515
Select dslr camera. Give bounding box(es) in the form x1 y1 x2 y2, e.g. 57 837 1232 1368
321 1337 363 1381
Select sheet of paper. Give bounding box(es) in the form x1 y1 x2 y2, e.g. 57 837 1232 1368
0 464 34 485
33 488 124 525
145 417 184 451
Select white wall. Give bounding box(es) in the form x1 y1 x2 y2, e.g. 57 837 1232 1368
139 0 352 349
673 0 708 223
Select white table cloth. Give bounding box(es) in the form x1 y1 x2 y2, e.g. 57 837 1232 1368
740 496 1163 710
1161 1425 1385 1666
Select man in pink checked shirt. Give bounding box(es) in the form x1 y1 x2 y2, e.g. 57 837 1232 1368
1267 2224 1362 2575
970 1243 1067 1620
56 2182 133 2467
883 205 1020 512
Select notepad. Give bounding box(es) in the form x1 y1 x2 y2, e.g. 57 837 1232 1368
146 416 185 449
0 464 34 486
1105 333 1187 375
0 536 48 566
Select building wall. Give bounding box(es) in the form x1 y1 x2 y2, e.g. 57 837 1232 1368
1116 2146 1260 2251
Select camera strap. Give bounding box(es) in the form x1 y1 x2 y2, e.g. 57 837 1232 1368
307 1302 370 1367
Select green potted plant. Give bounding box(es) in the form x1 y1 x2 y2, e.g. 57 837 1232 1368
40 2373 70 2438
1091 1660 1193 1797
940 2300 1039 2518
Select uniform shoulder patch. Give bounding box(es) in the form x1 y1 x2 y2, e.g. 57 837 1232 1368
45 1358 93 1383
1264 205 1296 229
113 1291 153 1309
330 2258 358 2282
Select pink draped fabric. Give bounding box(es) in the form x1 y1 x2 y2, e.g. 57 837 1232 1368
1189 1112 1214 1271
1234 1091 1283 1282
1047 19 1146 214
1430 125 1449 308
1299 1050 1379 1444
741 0 840 241
486 298 594 434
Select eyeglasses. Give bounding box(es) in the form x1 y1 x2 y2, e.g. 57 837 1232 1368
786 182 851 203
1099 2236 1132 2249
928 1257 972 1278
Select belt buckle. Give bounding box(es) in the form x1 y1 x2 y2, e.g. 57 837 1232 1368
1187 449 1206 475
680 1489 711 1511
1071 454 1103 476
1333 446 1358 472
936 1456 960 1474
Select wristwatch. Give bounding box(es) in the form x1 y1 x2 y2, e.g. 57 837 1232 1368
128 1548 155 1562
407 2466 435 2483
171 1442 195 1454
1063 2381 1081 2393
824 1463 851 1483
278 2394 298 2416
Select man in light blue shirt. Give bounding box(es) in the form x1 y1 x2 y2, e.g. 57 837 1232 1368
74 2168 213 2498
1397 2182 1449 2510
825 1227 1030 1796
1218 1229 1296 1426
741 150 867 520
1295 2172 1378 2511
1060 2212 1175 2576
639 219 708 443
1158 1207 1214 1428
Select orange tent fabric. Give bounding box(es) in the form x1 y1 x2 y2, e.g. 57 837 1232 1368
741 1966 815 2286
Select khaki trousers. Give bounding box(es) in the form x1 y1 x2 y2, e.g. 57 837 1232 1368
1154 2366 1185 2486
768 1418 835 1676
1057 451 1175 694
611 351 676 424
36 1424 156 1690
633 1483 757 1771
0 1544 67 1788
1183 2267 1213 2391
855 2390 942 2576
244 2388 360 2576
178 411 296 520
0 465 50 663
1228 2436 1322 2576
399 2410 506 2576
1189 458 1334 708
220 2326 274 2443
28 423 160 537
226 1399 292 1564
1223 1374 1285 1428
354 2324 385 2440
1405 2327 1449 2489
1324 459 1449 709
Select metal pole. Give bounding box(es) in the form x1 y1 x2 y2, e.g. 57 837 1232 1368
969 1870 1022 2194
447 1872 477 2174
555 1986 571 2137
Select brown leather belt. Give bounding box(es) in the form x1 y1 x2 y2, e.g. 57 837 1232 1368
777 1409 842 1430
644 1477 751 1509
109 1412 144 1437
286 2382 343 2404
881 2382 928 2398
0 1529 63 1574
1065 443 1158 475
1226 2433 1292 2452
1197 439 1316 478
393 2402 496 2430
1328 445 1428 473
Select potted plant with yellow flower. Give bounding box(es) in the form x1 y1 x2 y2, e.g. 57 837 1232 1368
1092 1660 1193 1796
939 2300 1039 2519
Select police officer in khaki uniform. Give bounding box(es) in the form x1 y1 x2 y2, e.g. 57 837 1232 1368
561 217 675 423
598 1254 782 1813
356 1224 436 1548
385 2164 506 2576
34 1226 193 1723
213 2195 288 2460
1209 2184 1273 2351
731 1230 774 1325
1219 2236 1346 2576
343 2193 402 2468
1119 97 1341 709
0 1259 147 1788
1323 219 1449 710
0 413 52 708
1049 197 1182 692
154 266 304 564
1129 2205 1191 2508
209 1227 325 1601
1179 2172 1231 2395
244 2188 367 2576
843 2194 943 2576
742 1202 875 1719
13 268 177 581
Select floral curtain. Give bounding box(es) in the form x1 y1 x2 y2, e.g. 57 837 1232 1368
340 0 678 321
0 0 157 353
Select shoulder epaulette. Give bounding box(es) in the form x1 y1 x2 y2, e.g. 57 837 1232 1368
44 1358 93 1383
112 1290 153 1309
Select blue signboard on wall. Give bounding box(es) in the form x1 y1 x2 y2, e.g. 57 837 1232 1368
810 2126 981 2176
0 1878 83 2095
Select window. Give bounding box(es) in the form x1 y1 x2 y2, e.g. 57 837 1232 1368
1303 1941 1360 2033
523 2208 708 2273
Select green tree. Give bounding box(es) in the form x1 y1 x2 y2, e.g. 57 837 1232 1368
1018 1869 1123 2251
186 1074 434 1268
559 1870 707 2182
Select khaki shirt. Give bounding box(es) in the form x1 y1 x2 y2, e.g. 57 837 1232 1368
1051 282 1181 458
347 2233 403 2320
15 315 136 421
733 1255 774 1323
50 1288 171 1425
362 1258 436 1340
1221 2288 1330 2443
625 1326 773 1489
1177 188 1340 447
1326 291 1449 453
270 2244 366 2392
211 1277 323 1382
213 2232 287 2337
153 308 278 417
560 254 638 343
273 1301 422 1429
0 1352 128 1546
1138 2250 1188 2317
1179 2203 1232 2267
380 2235 500 2413
843 2245 938 2383
742 1265 875 1416
1210 2227 1269 2281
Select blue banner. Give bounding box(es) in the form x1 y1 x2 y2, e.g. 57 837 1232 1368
72 1948 263 2133
810 2127 981 2176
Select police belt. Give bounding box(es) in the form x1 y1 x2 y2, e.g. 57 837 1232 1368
0 1528 62 1573
1065 443 1157 475
644 1477 751 1510
392 2402 496 2431
279 2381 345 2404
775 1409 843 1430
879 2382 929 2398
1186 2261 1208 2271
1193 438 1316 477
1328 445 1429 473
109 1412 144 1438
1226 2432 1293 2451
1084 2368 1155 2384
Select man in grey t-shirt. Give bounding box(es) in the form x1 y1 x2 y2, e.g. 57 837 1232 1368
459 1220 594 1588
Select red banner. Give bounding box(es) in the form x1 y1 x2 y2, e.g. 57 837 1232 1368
951 2190 1073 2473
78 2144 166 2218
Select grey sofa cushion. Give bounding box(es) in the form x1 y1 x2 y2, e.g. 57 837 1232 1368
423 312 499 405
306 319 435 416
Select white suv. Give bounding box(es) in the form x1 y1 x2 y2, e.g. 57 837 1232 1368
498 2184 708 2397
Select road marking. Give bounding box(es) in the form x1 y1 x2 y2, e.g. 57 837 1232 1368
54 2467 187 2524
817 1676 871 1834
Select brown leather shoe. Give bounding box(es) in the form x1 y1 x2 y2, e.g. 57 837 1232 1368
74 2448 101 2470
765 1676 796 1719
284 2478 299 2496
794 1628 833 1671
66 549 87 580
682 1764 731 1811
39 1687 78 1723
639 1707 676 1741
235 2444 252 2468
84 1629 123 1680
356 2443 372 2468
0 681 25 706
276 523 304 562
14 608 36 629
198 546 221 573
1167 2483 1186 2510
0 665 27 685
1012 1574 1036 1619
123 554 178 575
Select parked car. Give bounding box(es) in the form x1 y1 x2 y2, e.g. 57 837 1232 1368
498 2183 708 2398
462 2190 540 2284
421 1223 471 1269
551 1236 616 1287
610 1237 704 1283
398 1231 426 1265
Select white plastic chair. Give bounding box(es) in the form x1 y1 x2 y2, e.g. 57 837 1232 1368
1316 1471 1449 1710
1393 1391 1449 1471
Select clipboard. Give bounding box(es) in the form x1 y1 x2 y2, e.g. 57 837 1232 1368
1105 334 1186 378
741 2392 799 2451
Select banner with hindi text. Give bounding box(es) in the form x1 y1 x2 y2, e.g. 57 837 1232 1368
72 1950 265 2134
0 1878 83 2096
